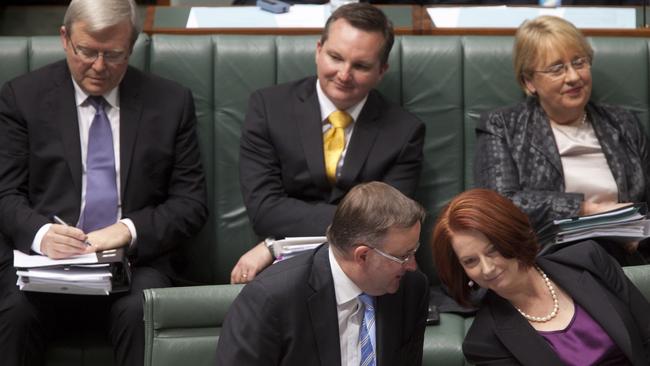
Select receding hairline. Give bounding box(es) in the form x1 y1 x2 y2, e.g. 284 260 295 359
326 182 425 251
63 0 140 45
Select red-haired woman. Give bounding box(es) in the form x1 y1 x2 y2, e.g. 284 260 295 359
432 188 650 365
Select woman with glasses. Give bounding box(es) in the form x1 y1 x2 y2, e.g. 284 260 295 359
474 15 650 264
431 188 650 366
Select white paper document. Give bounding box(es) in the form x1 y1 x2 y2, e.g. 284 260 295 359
427 6 636 29
187 5 329 29
13 250 99 268
16 267 112 281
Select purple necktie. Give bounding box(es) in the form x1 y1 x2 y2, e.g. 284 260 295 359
79 96 118 232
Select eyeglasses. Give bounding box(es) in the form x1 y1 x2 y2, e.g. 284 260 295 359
368 242 420 265
533 57 591 80
68 38 128 65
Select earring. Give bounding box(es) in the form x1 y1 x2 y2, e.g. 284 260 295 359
468 280 474 287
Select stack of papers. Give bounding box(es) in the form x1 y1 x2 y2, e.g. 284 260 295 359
272 236 327 261
537 203 650 253
13 249 128 296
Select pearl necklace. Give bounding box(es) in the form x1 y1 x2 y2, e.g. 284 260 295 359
579 112 587 125
514 266 559 323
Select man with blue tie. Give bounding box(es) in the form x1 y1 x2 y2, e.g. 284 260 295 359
0 0 208 365
216 182 429 365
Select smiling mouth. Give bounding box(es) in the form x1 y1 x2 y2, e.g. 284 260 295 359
484 272 502 282
332 80 353 90
564 86 582 94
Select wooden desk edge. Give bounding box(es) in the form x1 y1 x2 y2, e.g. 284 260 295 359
143 5 650 37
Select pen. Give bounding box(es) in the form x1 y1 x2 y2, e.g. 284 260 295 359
52 215 92 247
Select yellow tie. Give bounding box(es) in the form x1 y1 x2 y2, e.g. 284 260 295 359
323 110 353 183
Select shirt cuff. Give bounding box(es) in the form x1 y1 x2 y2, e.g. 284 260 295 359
32 223 52 255
120 218 137 247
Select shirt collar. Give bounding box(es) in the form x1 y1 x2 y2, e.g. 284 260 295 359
328 245 363 307
316 79 367 125
71 78 119 109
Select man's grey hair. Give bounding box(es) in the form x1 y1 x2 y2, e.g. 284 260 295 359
327 182 425 252
63 0 141 45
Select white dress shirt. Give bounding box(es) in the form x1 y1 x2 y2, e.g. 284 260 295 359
551 118 618 204
329 246 374 366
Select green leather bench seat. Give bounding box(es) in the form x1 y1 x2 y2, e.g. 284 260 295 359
143 265 650 366
1 34 650 365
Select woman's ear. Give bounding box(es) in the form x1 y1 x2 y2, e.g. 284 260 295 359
523 76 537 96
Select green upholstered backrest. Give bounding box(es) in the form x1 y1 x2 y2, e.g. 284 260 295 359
400 36 465 284
624 264 650 302
2 35 650 287
143 284 244 366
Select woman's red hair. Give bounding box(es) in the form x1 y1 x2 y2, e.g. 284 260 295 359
431 189 539 306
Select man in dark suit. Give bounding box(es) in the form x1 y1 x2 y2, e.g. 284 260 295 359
231 3 424 284
0 0 208 365
217 182 429 365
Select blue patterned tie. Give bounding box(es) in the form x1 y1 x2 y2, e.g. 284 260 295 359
79 96 118 232
358 293 376 366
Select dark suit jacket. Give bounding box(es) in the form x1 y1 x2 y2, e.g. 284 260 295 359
0 60 208 276
239 76 425 238
215 244 429 366
474 98 650 230
464 241 650 365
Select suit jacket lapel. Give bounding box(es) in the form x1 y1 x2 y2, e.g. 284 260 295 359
488 292 564 365
118 67 143 198
307 245 342 366
538 258 636 363
332 91 381 203
527 101 564 179
588 104 628 199
50 62 82 195
296 79 331 199
375 293 400 366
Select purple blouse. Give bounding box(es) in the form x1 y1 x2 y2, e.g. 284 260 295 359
538 304 630 365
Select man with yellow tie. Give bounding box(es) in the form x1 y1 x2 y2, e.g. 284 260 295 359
232 3 425 283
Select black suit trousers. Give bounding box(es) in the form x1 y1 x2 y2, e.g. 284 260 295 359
0 260 171 366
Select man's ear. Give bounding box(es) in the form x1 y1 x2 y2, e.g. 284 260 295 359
352 245 371 265
315 40 323 64
376 62 389 82
60 26 69 50
380 62 389 75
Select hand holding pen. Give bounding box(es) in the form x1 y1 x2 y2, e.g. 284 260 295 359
52 215 92 247
40 216 93 259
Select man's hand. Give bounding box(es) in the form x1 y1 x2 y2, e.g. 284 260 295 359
41 224 89 259
230 241 274 284
86 222 132 252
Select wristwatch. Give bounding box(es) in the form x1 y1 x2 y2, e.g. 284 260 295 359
264 237 276 259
